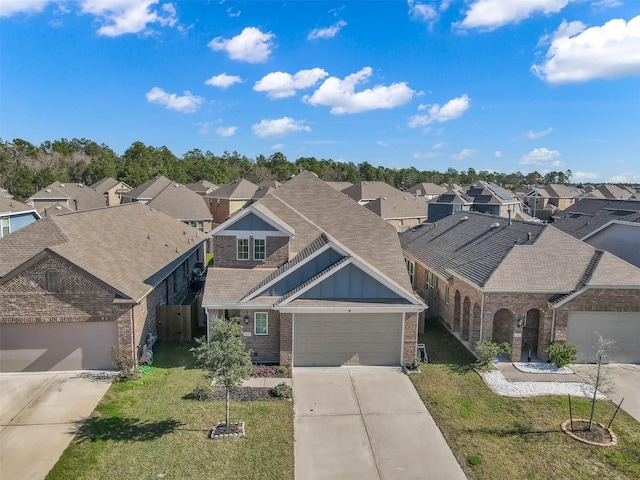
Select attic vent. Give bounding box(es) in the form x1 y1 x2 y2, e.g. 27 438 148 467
383 197 387 200
60 183 65 187
490 222 500 229
174 184 179 187
55 205 62 210
460 216 469 221
78 184 83 187
45 188 52 193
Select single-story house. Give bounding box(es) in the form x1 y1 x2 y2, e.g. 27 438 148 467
400 211 640 364
0 203 206 372
29 181 107 214
203 171 425 367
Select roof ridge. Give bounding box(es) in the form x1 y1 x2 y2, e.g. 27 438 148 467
241 233 330 299
548 249 604 305
275 256 350 305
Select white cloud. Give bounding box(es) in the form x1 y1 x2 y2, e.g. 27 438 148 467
413 151 442 159
254 68 328 99
572 171 600 181
303 67 415 114
532 16 640 83
519 147 564 166
432 142 447 149
378 141 390 147
205 73 242 88
408 0 437 22
526 127 553 139
215 126 237 137
226 7 241 17
592 0 622 8
308 20 346 40
610 172 640 183
146 87 203 113
495 150 504 157
209 27 274 63
79 0 177 37
252 117 311 138
451 148 477 161
270 143 285 150
0 0 50 17
197 122 212 134
408 94 470 127
459 0 572 30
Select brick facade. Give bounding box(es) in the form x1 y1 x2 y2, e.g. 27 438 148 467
403 312 418 365
213 235 289 268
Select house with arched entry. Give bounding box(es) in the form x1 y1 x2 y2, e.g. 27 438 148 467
400 211 640 364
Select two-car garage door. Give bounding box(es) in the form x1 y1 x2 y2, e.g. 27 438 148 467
294 313 402 366
567 312 640 364
0 322 118 372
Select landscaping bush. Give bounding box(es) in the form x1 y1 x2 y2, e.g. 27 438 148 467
546 342 577 368
474 340 512 369
111 345 138 381
187 386 212 401
405 357 421 370
270 382 293 399
467 454 483 467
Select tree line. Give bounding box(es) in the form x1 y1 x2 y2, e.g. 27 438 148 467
0 137 576 202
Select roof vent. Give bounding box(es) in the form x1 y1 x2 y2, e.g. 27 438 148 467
490 222 500 229
527 232 532 241
78 183 83 187
45 188 51 193
55 205 62 210
174 184 179 187
60 183 65 187
460 216 469 221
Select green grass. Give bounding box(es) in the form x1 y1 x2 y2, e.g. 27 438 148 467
412 320 640 480
206 252 214 267
47 341 293 480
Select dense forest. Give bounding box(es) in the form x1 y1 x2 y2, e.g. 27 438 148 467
0 137 577 202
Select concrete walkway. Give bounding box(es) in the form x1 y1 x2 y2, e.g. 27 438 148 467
0 371 113 480
293 367 467 480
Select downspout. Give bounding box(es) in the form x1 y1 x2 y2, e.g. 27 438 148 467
479 292 485 342
130 307 136 362
205 309 210 343
550 307 556 343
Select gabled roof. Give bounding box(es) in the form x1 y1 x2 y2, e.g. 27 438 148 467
147 183 212 221
204 179 259 200
0 197 38 215
430 187 473 204
552 199 640 239
582 184 634 200
365 193 428 220
466 181 519 204
186 180 218 194
121 176 174 201
258 180 282 189
30 182 106 211
342 181 404 202
325 181 353 192
90 177 132 194
0 203 206 302
400 211 640 294
406 183 447 196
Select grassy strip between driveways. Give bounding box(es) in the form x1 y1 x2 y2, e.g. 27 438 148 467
47 341 293 480
411 321 640 480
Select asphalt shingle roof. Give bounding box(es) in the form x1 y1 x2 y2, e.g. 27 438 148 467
122 176 174 201
0 197 35 214
205 179 259 200
552 199 640 239
147 184 212 221
0 203 205 302
30 182 106 211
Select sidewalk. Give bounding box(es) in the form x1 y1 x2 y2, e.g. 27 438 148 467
495 362 583 383
242 377 292 388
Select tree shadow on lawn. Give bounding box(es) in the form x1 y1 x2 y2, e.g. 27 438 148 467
73 417 183 443
150 340 198 370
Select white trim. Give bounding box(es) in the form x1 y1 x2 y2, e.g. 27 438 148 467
254 312 268 335
401 312 406 364
236 238 249 261
216 229 287 238
277 305 425 314
240 241 350 302
277 256 422 306
207 205 295 238
580 219 640 241
253 238 266 261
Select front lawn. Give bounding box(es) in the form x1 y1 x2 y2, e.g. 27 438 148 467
412 320 640 480
48 341 294 480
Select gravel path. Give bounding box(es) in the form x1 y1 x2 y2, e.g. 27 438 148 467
481 370 605 398
512 362 573 375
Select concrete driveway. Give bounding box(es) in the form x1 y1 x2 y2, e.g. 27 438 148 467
0 371 114 480
571 363 640 423
293 367 467 480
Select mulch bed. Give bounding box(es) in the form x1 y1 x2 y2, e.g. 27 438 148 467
561 419 617 447
210 387 282 402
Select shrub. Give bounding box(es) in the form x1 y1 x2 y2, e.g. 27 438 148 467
467 454 483 467
279 365 288 376
111 345 138 381
547 342 577 368
270 382 293 399
474 340 512 369
187 386 212 401
405 357 420 370
252 364 291 378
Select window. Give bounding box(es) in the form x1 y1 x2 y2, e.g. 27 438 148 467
432 275 438 290
255 312 268 335
45 270 60 293
1 217 9 238
445 285 450 304
253 238 266 261
237 238 249 260
405 258 415 286
424 271 430 290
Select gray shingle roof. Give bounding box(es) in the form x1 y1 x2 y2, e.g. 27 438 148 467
365 193 428 220
0 197 35 214
186 180 218 194
205 179 259 200
342 181 405 202
147 184 212 221
122 176 174 201
552 199 640 239
0 203 206 302
406 183 447 196
90 177 122 193
30 182 106 211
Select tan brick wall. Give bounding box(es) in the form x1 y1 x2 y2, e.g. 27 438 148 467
238 308 280 363
210 198 231 224
213 235 289 268
403 312 418 365
280 313 293 366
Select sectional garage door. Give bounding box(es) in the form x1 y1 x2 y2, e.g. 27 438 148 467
0 322 118 372
567 312 640 364
294 313 402 366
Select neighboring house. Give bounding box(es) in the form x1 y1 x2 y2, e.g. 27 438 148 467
203 172 425 367
0 203 206 372
553 199 640 268
465 181 524 218
121 175 173 204
90 177 133 206
204 178 260 224
427 187 473 223
0 187 12 198
325 181 353 192
581 184 635 200
400 211 640 364
342 181 429 229
29 181 107 214
0 197 40 239
523 184 583 220
186 180 218 196
406 182 448 200
147 183 214 232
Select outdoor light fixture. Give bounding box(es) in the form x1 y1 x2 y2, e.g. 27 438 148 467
516 315 526 328
244 315 250 325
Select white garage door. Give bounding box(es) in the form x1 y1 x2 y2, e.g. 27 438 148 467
0 322 119 372
567 312 640 363
294 313 402 367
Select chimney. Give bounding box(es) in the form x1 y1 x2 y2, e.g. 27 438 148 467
74 199 78 211
507 207 512 225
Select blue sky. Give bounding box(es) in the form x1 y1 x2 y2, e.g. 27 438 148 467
1 0 639 183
